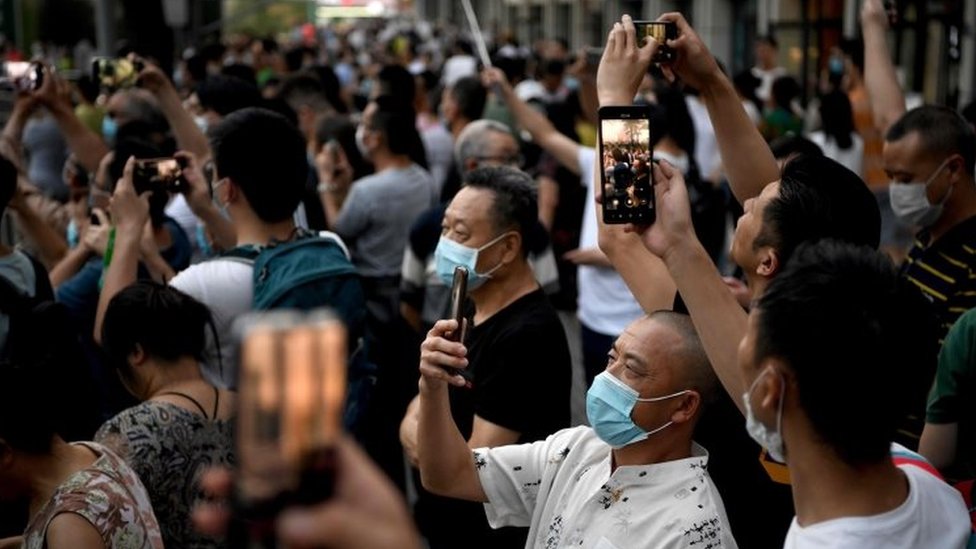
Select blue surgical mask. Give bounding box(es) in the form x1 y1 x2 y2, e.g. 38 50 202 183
434 233 509 290
66 219 79 249
828 56 845 75
586 371 689 449
743 369 786 462
101 116 118 146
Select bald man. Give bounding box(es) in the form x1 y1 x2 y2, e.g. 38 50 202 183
416 311 738 548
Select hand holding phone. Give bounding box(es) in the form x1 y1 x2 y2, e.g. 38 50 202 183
443 266 473 388
132 157 189 195
599 106 655 225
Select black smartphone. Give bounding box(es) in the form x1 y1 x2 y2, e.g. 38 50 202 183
634 21 678 63
444 266 473 387
231 311 345 548
91 57 143 89
599 105 655 225
3 62 43 92
133 157 188 195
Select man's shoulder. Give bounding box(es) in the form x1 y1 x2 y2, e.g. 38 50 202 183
170 258 254 297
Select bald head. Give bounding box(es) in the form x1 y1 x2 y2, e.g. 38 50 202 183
646 311 719 408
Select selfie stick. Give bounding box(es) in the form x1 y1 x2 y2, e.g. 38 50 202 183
461 0 492 69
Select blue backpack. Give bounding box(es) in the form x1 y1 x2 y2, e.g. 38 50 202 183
223 232 374 434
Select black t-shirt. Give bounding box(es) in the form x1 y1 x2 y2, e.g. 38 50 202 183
415 288 572 549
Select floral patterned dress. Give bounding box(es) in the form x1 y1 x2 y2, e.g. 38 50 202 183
22 441 164 548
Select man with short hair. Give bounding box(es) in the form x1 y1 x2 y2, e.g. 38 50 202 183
415 310 736 548
882 106 976 342
751 35 785 105
740 239 969 548
401 166 572 549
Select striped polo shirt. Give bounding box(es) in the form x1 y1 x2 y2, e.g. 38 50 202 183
902 215 976 343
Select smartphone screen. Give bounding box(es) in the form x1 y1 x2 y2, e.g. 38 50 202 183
3 62 42 92
133 157 186 194
634 21 678 62
91 57 140 89
233 311 346 544
599 106 655 225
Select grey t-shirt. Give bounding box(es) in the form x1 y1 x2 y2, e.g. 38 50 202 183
0 250 37 350
335 164 437 278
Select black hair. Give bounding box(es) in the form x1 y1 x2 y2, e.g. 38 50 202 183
754 153 880 266
277 71 334 115
771 76 800 111
841 38 864 74
768 134 823 160
314 115 373 182
0 364 58 453
448 76 487 122
819 90 855 150
756 34 779 49
733 70 762 114
220 63 258 87
376 64 417 109
886 105 976 176
369 95 428 169
754 240 939 466
285 46 316 73
101 282 214 372
75 75 100 104
196 74 262 117
462 166 537 258
209 107 307 223
539 58 566 78
650 83 696 156
455 39 473 56
185 54 208 83
310 65 348 114
0 154 17 218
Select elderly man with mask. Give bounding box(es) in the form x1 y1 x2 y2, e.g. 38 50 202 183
415 308 735 548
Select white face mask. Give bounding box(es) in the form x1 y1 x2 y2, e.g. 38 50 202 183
742 369 786 463
889 158 952 227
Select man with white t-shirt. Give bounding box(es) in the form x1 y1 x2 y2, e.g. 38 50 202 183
738 239 969 548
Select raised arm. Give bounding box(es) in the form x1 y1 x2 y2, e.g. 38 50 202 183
482 68 581 174
93 157 149 344
32 66 109 174
657 13 779 203
860 0 905 134
7 178 68 267
416 319 488 502
137 61 211 160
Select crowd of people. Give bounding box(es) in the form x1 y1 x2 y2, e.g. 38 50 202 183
0 0 975 547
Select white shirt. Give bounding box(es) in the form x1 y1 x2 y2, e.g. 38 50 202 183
808 131 864 178
577 147 645 336
476 426 738 549
752 66 787 103
784 455 969 549
169 259 253 389
442 55 478 87
686 95 721 180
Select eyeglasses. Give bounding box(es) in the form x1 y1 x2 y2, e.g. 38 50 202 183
475 154 525 169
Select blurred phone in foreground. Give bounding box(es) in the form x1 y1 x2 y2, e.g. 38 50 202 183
1 62 43 92
230 310 347 548
91 57 143 89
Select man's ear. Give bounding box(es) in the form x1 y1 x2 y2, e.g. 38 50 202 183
756 247 780 279
947 154 967 184
127 343 147 367
500 231 523 264
671 391 702 425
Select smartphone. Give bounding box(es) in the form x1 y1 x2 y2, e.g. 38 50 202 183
2 62 43 92
232 311 346 547
133 157 188 195
634 21 678 63
443 266 473 387
91 57 143 89
599 105 655 225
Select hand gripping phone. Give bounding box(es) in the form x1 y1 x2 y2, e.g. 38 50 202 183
444 266 473 388
230 310 346 548
599 105 655 225
634 21 678 63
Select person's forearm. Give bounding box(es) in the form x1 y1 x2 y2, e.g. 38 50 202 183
500 88 580 174
417 378 486 501
142 249 176 282
698 76 779 203
537 175 558 231
1 105 31 163
93 231 141 344
50 245 92 288
157 90 211 160
13 204 68 267
919 422 958 470
665 241 749 413
863 24 905 135
49 102 109 174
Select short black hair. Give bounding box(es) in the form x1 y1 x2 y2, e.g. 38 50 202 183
196 74 262 117
101 282 213 370
369 96 428 168
818 90 855 150
462 166 537 258
0 364 58 453
210 107 307 223
314 115 373 182
277 71 333 114
771 76 800 111
376 64 417 109
754 240 939 466
886 106 976 176
768 134 823 160
448 76 487 123
0 154 17 218
754 153 880 266
309 64 347 114
220 63 258 87
756 34 779 49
